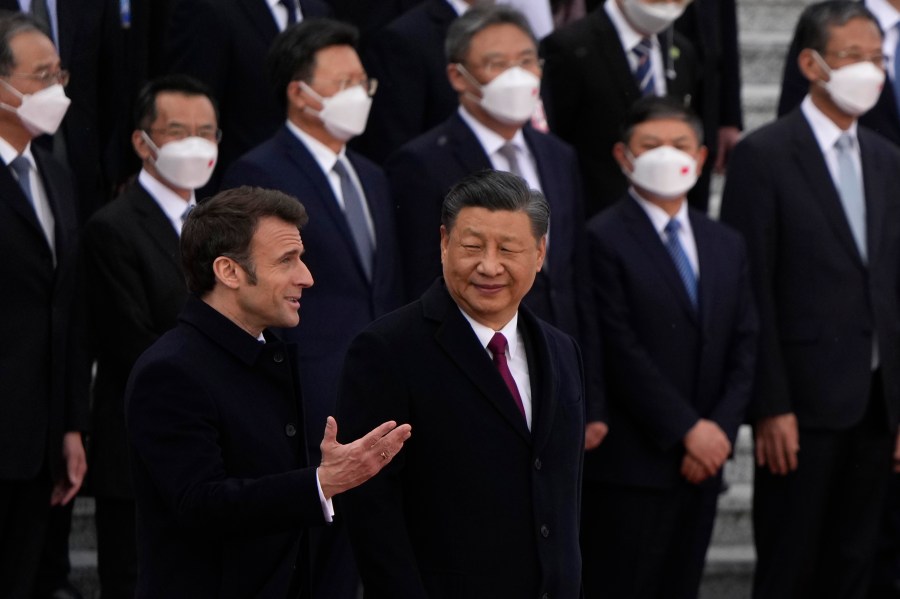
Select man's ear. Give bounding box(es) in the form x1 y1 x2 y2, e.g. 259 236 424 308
612 141 632 173
212 256 241 290
132 129 153 161
798 48 827 84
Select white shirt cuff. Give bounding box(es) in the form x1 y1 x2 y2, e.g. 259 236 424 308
315 467 335 523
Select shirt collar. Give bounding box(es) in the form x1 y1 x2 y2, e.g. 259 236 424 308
138 169 195 222
605 0 651 52
630 188 691 237
459 307 522 360
285 119 346 174
458 106 527 157
267 0 303 20
446 0 470 16
0 136 33 167
800 94 858 153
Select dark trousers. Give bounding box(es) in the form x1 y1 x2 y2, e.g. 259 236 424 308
581 475 720 599
308 516 360 599
0 474 51 599
33 502 76 598
752 384 894 599
95 497 137 599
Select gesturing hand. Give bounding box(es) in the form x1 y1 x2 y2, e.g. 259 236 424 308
318 416 412 499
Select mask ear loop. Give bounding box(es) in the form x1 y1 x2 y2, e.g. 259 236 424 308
454 63 485 104
0 77 24 114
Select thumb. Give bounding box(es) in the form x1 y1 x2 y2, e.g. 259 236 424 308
322 416 338 446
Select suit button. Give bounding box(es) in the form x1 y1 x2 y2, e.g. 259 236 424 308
540 525 549 538
273 353 284 363
534 458 542 470
285 423 297 437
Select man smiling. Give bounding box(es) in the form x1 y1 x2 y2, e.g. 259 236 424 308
338 169 585 599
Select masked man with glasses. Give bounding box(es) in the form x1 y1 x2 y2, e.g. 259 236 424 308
0 11 86 598
721 2 900 596
75 74 220 599
222 17 403 599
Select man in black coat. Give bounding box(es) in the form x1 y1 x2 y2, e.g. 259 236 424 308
125 186 411 598
338 170 585 599
79 74 219 599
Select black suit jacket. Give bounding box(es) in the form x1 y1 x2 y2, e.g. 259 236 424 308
721 109 900 431
386 112 589 340
777 22 900 146
585 196 757 488
0 144 86 481
337 280 584 599
163 0 332 188
126 296 324 598
541 7 699 216
80 180 188 498
355 0 458 163
222 126 404 459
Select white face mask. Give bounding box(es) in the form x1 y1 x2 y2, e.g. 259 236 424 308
142 132 218 190
0 81 70 135
625 145 698 199
300 82 372 142
457 65 541 125
813 51 885 117
621 0 690 35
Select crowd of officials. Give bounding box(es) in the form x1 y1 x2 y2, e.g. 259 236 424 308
1 0 900 598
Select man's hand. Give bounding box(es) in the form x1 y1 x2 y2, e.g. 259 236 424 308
584 421 609 450
681 453 715 484
893 429 900 473
51 432 86 506
715 126 742 173
755 413 799 475
683 419 731 478
318 416 412 499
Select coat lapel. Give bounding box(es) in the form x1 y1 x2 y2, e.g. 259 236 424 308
448 114 494 174
592 11 641 102
519 308 558 453
691 211 715 337
860 130 886 266
239 0 279 41
132 183 182 272
789 112 866 269
425 283 532 443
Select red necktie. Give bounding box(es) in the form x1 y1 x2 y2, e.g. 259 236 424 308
487 332 526 420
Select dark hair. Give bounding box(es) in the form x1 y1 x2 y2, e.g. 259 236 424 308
795 0 881 55
441 170 550 239
620 95 704 144
445 5 536 64
133 74 219 131
181 186 309 295
266 18 359 111
0 11 47 77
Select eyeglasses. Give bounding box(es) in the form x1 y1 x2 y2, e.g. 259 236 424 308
307 77 378 96
474 56 544 77
7 69 70 87
145 125 222 142
823 50 886 68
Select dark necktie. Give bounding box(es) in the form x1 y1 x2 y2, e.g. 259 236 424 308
9 154 34 207
663 219 698 310
497 142 522 177
333 158 374 281
487 332 526 420
633 37 655 97
279 0 298 26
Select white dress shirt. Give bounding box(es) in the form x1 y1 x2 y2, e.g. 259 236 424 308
267 0 304 31
458 106 543 193
17 0 58 45
631 189 699 277
0 136 55 258
446 0 471 17
285 119 377 246
461 309 533 431
800 95 862 196
138 169 196 236
605 0 667 96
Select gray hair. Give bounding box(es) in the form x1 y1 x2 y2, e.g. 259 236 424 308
795 0 881 54
441 169 550 240
0 11 46 77
445 4 537 65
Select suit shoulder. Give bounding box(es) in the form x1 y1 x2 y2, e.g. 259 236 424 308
586 197 630 235
859 125 900 162
689 207 745 249
542 13 597 51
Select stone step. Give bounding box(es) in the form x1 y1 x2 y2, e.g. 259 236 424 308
699 545 756 599
740 31 793 86
712 482 754 547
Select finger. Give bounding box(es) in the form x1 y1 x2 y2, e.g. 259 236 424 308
379 423 412 455
321 416 338 447
59 481 80 506
715 151 727 174
755 437 767 468
786 443 799 472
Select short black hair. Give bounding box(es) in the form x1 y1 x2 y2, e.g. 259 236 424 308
445 5 536 64
620 95 704 145
441 169 549 240
0 11 47 77
181 186 309 295
133 74 219 131
266 18 360 112
795 0 881 55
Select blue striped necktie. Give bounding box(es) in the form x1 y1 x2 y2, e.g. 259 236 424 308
663 218 697 310
633 37 655 97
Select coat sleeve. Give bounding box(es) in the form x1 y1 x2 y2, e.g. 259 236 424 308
336 329 430 599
